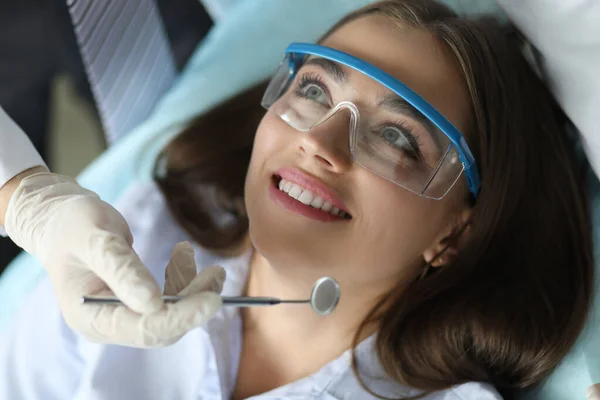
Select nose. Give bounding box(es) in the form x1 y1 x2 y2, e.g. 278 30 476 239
297 108 354 172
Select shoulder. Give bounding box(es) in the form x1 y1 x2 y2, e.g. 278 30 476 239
322 375 501 400
440 382 502 400
0 278 84 399
113 180 172 227
112 181 189 283
318 336 501 400
111 181 249 288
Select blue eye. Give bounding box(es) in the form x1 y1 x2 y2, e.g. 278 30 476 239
381 127 409 147
378 124 423 161
295 73 330 106
302 84 328 103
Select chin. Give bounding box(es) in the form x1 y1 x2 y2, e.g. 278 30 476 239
246 212 337 276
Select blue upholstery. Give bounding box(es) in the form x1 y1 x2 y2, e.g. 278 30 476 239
1 1 596 398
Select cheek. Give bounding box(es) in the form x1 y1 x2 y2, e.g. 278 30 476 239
244 114 292 246
352 173 450 273
245 115 284 195
245 113 291 198
251 113 288 159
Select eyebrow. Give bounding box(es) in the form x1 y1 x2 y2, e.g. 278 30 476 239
304 57 347 85
378 94 442 149
302 57 444 151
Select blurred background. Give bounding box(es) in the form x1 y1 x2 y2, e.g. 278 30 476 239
0 0 216 273
49 77 104 179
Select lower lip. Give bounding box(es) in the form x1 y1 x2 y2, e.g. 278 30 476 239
268 180 348 223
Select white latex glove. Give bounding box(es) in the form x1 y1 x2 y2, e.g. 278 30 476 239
163 243 222 297
5 172 225 348
588 384 600 400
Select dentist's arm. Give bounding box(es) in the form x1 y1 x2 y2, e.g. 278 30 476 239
496 0 600 176
0 167 47 227
0 106 222 348
0 106 48 227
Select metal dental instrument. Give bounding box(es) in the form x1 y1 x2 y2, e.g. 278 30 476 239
82 276 341 316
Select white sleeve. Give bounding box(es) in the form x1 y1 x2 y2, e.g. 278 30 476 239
0 106 47 236
496 0 600 177
0 106 47 188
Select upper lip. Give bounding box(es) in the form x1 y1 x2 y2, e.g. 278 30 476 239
275 167 350 214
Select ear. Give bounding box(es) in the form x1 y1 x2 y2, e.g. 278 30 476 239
423 208 472 268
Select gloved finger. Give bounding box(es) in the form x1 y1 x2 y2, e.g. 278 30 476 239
86 231 163 314
62 266 224 345
57 282 114 337
587 384 600 400
88 291 223 348
164 242 197 296
179 265 226 296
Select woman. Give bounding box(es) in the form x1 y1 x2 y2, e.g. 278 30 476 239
0 0 593 399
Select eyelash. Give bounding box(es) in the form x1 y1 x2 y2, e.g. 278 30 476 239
295 72 424 161
379 120 424 160
295 73 331 103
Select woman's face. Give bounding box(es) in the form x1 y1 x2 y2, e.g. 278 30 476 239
244 15 473 285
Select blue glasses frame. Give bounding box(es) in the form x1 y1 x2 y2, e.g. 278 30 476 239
284 42 480 198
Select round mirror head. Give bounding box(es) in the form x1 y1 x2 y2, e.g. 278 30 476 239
310 277 340 316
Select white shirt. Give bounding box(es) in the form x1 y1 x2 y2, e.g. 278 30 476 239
0 182 501 400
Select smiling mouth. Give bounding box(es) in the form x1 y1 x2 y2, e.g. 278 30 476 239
272 175 352 219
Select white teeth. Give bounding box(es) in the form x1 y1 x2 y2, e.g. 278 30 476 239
297 191 314 205
310 196 324 209
276 178 349 218
288 185 303 199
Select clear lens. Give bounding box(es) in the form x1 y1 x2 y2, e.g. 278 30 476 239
261 54 465 199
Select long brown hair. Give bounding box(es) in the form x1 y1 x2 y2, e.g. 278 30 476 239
154 1 593 398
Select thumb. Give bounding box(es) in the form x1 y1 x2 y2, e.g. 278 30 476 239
179 266 226 296
587 384 600 400
164 242 197 296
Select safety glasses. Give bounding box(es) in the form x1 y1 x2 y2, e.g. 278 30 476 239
261 43 480 200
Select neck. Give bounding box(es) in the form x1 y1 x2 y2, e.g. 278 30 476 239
242 251 388 350
233 250 411 399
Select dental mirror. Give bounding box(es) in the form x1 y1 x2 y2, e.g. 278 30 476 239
309 276 341 315
82 276 341 316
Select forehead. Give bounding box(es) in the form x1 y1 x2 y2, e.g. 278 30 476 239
321 15 471 135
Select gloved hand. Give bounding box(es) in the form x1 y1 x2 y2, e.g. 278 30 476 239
588 384 600 400
5 172 225 348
